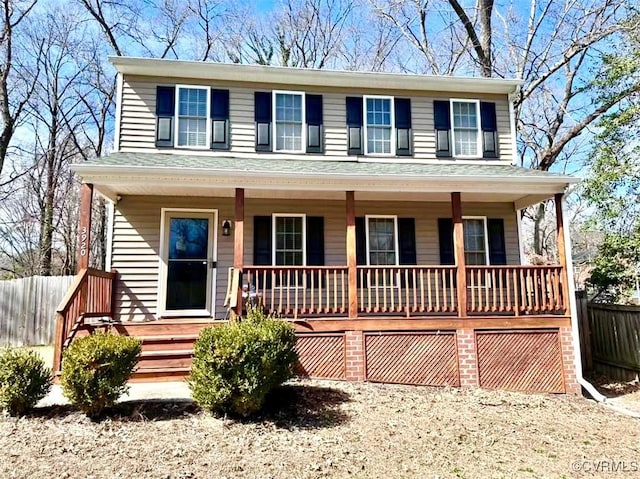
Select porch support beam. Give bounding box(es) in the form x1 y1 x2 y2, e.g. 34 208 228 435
346 191 357 319
77 183 93 273
555 193 571 316
451 192 467 318
233 188 245 318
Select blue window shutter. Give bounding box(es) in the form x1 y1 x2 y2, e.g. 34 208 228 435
355 217 366 265
438 218 454 265
487 218 507 265
253 216 272 265
210 89 229 150
346 97 363 155
434 100 451 157
305 94 323 153
254 92 272 151
480 101 499 158
155 86 175 147
306 216 325 265
398 218 416 265
395 98 412 156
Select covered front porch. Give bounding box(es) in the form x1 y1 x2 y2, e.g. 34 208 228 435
61 154 578 391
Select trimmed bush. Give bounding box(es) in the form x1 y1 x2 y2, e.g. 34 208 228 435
188 306 298 416
60 332 141 417
0 348 52 416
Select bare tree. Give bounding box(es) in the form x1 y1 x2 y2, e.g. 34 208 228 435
374 0 637 256
0 0 38 179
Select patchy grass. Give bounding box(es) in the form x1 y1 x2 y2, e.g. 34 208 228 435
1 379 639 478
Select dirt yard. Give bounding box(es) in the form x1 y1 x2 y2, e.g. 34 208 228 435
2 379 639 479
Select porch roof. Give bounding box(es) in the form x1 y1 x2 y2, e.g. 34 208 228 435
73 152 577 208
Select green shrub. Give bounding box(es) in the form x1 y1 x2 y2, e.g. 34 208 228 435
188 305 298 416
0 348 52 416
60 332 141 417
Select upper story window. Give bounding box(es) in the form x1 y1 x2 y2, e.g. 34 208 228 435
273 91 305 153
434 99 498 159
155 85 229 150
364 96 394 155
347 96 411 157
177 86 209 148
451 100 481 157
255 91 321 153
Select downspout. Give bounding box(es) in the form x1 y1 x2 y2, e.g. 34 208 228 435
560 193 606 402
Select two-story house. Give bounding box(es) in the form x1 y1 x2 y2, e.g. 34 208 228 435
57 57 581 393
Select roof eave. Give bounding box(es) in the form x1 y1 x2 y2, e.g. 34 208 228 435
109 56 523 95
72 163 576 193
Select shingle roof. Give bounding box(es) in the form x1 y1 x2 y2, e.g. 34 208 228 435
80 152 573 181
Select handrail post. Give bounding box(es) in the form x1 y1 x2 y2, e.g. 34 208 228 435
346 191 358 319
451 192 468 317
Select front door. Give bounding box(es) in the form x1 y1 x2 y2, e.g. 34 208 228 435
160 209 217 317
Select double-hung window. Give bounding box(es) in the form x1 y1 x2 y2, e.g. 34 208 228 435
273 214 306 266
451 100 481 157
176 86 209 148
463 217 489 265
273 91 305 152
365 215 399 287
364 96 394 155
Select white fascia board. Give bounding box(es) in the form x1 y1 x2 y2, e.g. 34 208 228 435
109 56 523 96
72 164 575 196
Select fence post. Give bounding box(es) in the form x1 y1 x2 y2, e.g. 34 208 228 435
575 290 592 373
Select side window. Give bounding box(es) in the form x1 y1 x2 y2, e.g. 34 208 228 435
273 91 305 153
364 96 393 155
176 86 209 148
451 100 481 157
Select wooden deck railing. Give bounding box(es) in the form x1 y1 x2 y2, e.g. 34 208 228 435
53 268 116 372
466 265 566 315
242 264 566 319
244 266 349 318
357 266 458 316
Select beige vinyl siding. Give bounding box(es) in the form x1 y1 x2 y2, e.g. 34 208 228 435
112 196 234 321
119 75 514 162
111 196 519 322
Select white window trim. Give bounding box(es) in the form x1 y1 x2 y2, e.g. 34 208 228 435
157 208 218 318
363 95 395 156
174 84 211 150
463 216 490 265
272 90 306 153
272 213 307 266
365 215 399 266
450 99 482 159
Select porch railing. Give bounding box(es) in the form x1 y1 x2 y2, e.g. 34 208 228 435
244 266 349 318
357 266 458 316
242 264 566 319
466 265 566 315
53 268 115 372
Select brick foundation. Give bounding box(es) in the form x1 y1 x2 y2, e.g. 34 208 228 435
456 329 479 388
345 330 365 381
559 326 581 395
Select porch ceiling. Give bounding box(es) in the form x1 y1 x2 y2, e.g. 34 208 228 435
73 152 576 208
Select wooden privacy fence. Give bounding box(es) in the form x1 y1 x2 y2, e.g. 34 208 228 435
0 275 74 347
577 292 640 380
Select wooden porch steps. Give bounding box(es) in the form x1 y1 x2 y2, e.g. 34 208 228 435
113 319 215 381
